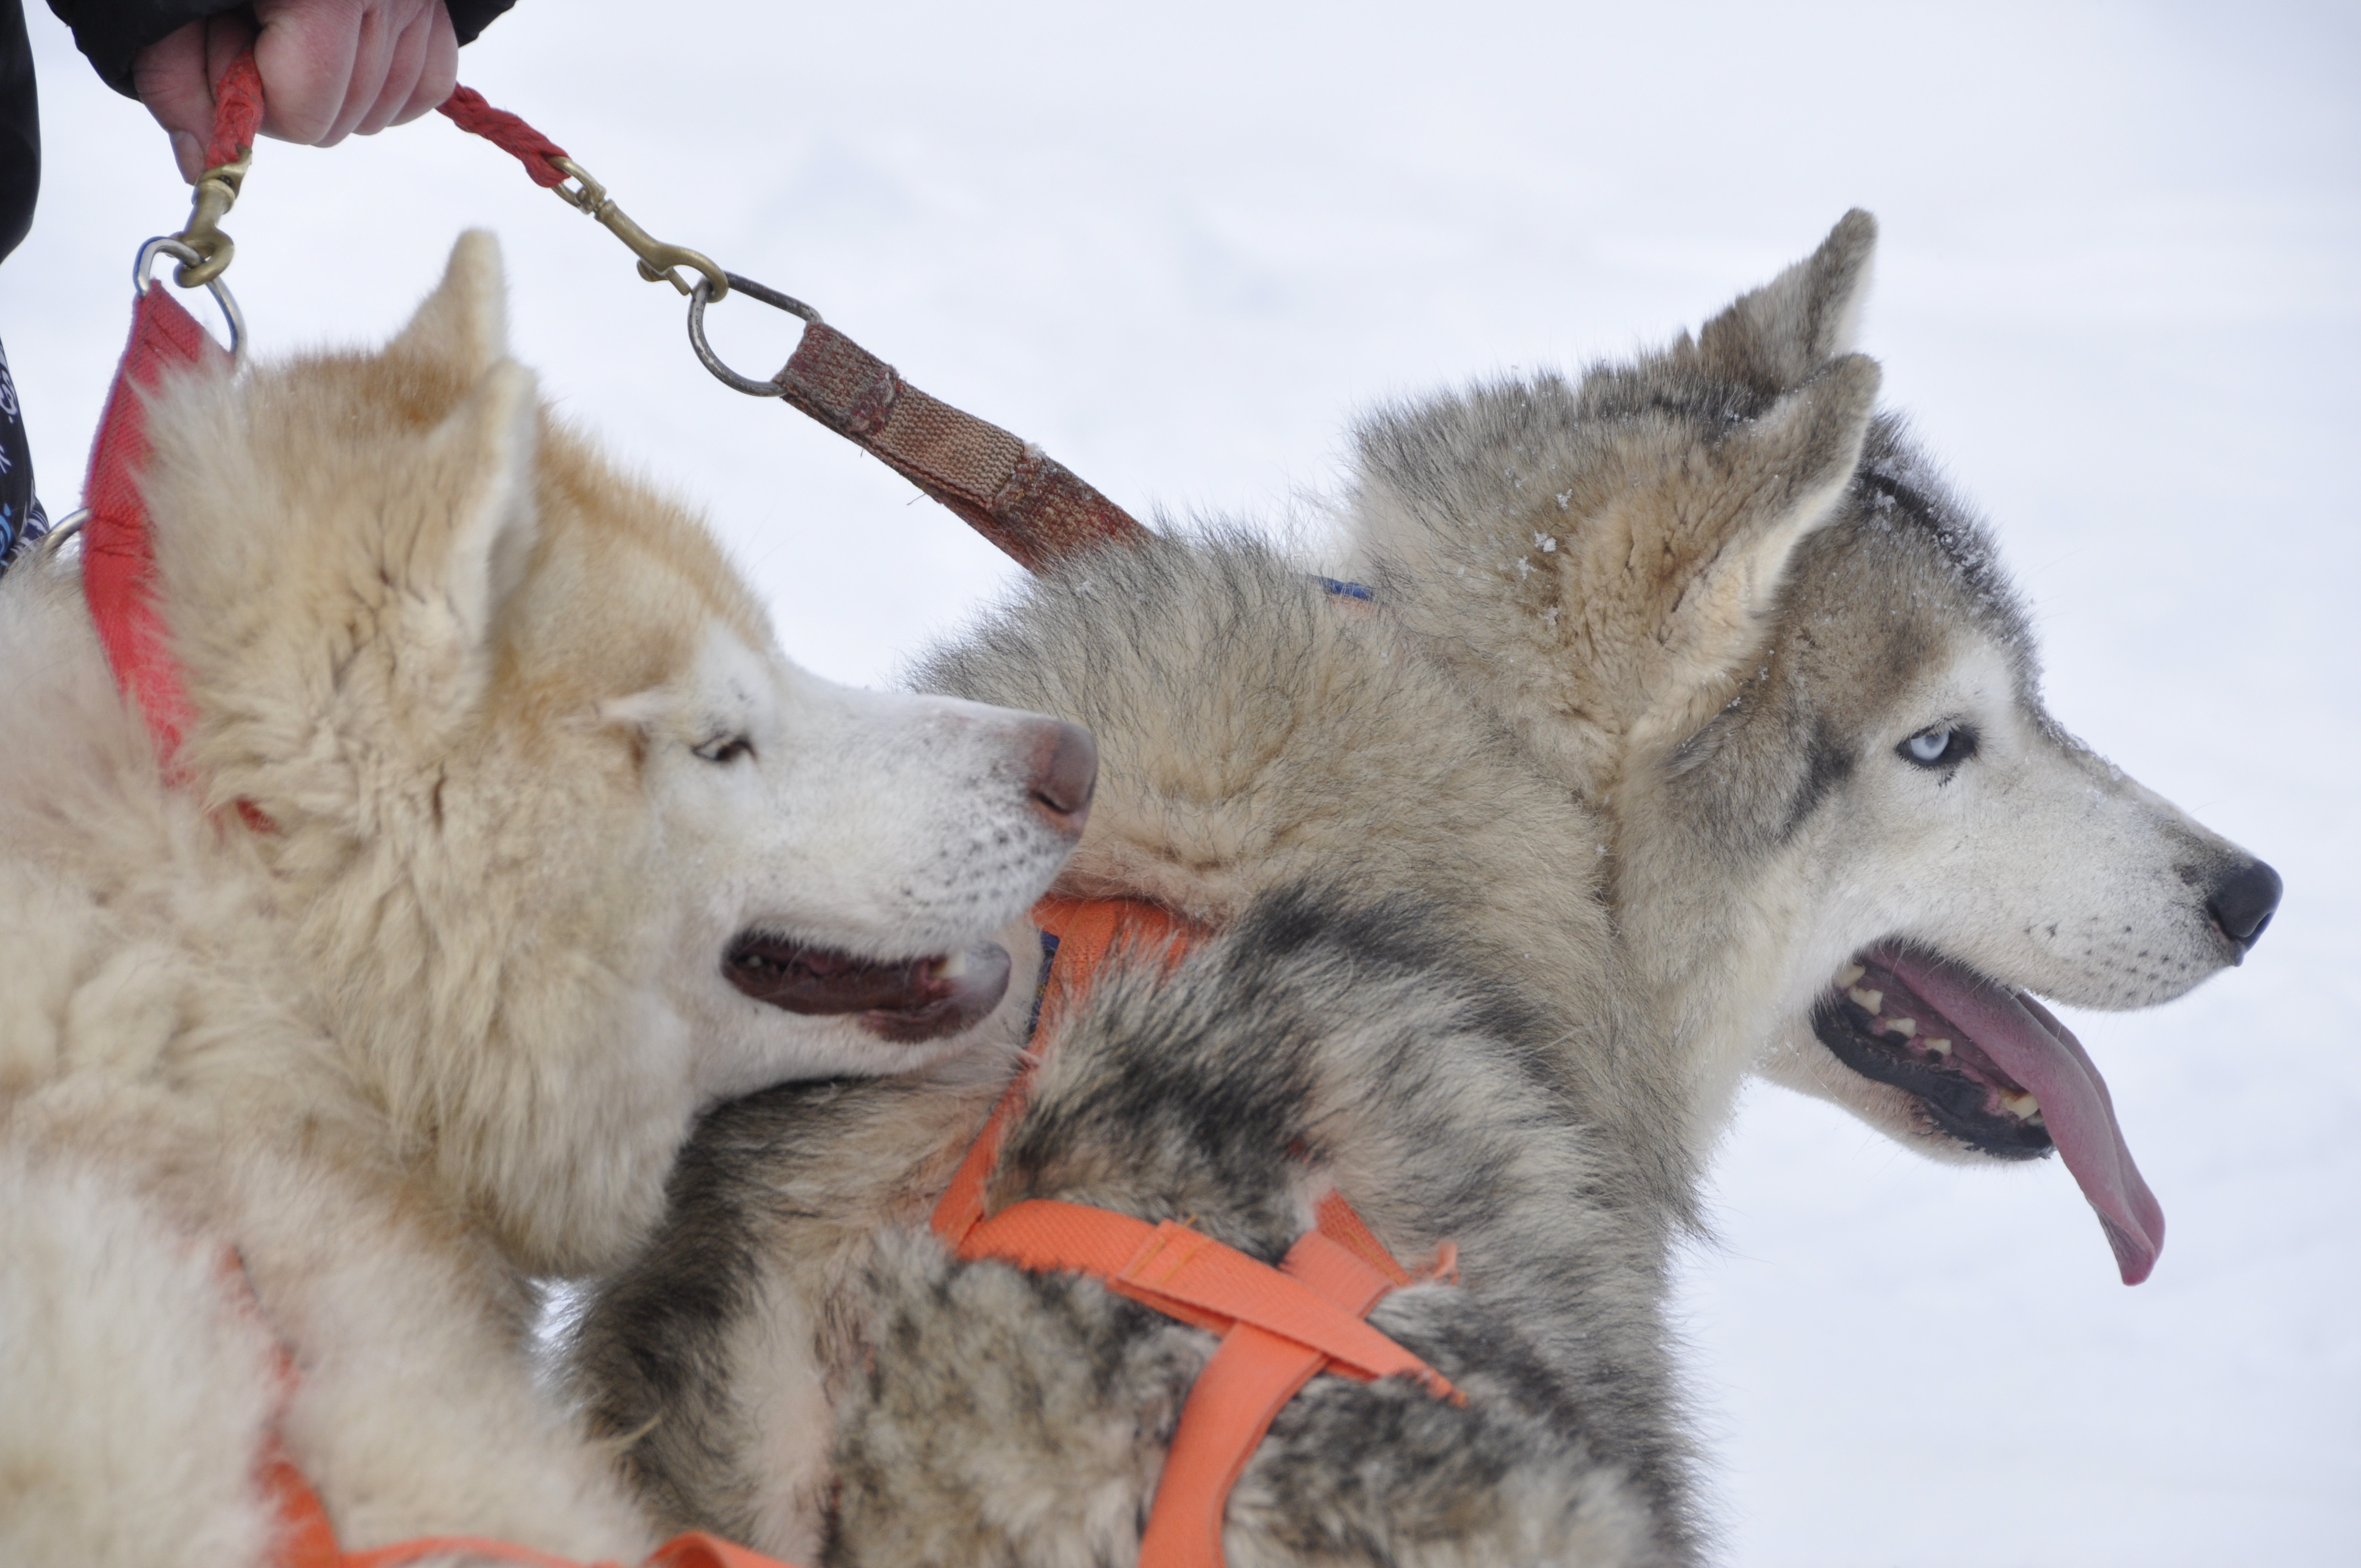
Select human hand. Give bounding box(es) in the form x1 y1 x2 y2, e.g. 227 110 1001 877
134 1 461 181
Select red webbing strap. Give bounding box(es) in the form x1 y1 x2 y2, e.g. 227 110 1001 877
436 85 572 188
766 325 1152 571
81 284 225 763
204 51 264 169
263 1408 806 1568
268 1449 798 1568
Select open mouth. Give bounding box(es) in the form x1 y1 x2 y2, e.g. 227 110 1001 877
1811 946 2165 1286
725 937 1014 1044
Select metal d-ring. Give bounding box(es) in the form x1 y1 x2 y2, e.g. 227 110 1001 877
134 237 247 357
33 508 90 560
687 272 821 397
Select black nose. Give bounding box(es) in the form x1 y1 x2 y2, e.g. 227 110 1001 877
2207 858 2283 953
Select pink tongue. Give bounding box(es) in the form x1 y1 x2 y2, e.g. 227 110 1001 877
1882 951 2166 1285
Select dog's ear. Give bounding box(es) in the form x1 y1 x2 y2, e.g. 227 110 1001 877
390 230 509 378
1618 352 1879 754
1695 209 1876 391
401 358 541 684
1351 352 1879 793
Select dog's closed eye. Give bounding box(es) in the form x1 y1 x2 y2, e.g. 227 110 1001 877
694 734 757 765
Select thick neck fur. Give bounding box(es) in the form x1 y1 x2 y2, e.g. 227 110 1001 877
916 531 1700 1223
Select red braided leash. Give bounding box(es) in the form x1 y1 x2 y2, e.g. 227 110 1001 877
202 50 263 170
437 85 572 189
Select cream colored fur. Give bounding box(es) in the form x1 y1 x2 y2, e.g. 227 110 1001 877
0 233 1078 1563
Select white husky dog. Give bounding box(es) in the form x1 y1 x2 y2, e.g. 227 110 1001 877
0 232 1090 1566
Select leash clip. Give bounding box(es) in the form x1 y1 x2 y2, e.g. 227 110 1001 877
170 152 250 288
548 156 728 300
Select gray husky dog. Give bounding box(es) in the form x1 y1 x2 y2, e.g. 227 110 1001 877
1343 208 2278 1287
569 212 2277 1564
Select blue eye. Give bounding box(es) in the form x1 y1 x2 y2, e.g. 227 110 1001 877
1899 726 1974 767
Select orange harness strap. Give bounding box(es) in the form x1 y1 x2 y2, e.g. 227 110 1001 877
214 1252 801 1568
930 894 1195 1243
930 897 1462 1568
261 1430 785 1568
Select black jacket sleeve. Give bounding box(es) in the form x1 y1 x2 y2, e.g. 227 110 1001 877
3 0 40 260
50 0 518 99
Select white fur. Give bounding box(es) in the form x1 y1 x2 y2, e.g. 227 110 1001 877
0 233 1079 1562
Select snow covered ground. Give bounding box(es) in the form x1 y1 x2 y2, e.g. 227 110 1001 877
9 2 2355 1562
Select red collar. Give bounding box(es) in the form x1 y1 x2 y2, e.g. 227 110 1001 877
81 282 223 767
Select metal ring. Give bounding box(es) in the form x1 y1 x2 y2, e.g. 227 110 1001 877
134 237 246 357
687 273 821 398
33 509 90 561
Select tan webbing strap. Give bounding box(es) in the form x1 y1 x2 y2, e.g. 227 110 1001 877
774 323 1153 571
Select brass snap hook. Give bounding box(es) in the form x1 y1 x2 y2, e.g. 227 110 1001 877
549 156 728 300
170 153 251 288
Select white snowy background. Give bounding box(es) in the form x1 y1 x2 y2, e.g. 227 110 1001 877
8 2 2355 1562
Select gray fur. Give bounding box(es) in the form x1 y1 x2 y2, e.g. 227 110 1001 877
571 533 1701 1565
1347 208 2272 1190
574 210 2277 1563
585 890 1687 1567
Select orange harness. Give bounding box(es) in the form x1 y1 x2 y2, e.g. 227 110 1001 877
930 896 1462 1568
208 1248 787 1568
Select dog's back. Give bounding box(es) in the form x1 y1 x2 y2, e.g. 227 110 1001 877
829 887 1683 1567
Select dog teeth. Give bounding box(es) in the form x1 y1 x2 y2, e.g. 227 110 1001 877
1881 1016 1917 1037
1848 986 1883 1013
1836 962 1866 988
1924 1037 1952 1057
932 951 970 981
2003 1091 2042 1120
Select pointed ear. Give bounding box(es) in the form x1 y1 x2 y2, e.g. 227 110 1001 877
1632 352 1879 752
398 358 541 692
1696 209 1877 391
389 230 509 378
